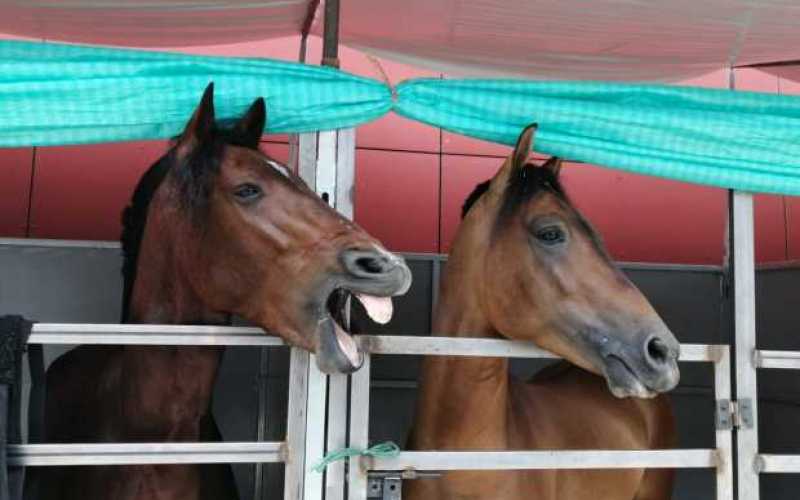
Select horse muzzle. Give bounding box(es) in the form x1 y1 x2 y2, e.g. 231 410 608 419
593 330 681 399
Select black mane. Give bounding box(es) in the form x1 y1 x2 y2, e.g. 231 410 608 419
120 154 174 323
119 123 259 322
461 179 491 219
460 160 566 221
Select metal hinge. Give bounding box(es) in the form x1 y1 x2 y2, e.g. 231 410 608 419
716 399 754 430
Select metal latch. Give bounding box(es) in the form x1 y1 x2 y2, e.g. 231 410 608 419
367 474 402 500
716 399 754 430
367 471 442 500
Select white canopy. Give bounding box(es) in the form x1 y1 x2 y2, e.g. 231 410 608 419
0 0 313 47
2 0 800 80
326 0 800 81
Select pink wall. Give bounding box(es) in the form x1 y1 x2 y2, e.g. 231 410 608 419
1 37 799 264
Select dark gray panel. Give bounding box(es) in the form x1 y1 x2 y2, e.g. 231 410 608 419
756 267 800 351
0 243 753 500
623 267 725 346
212 347 261 500
0 243 122 322
754 267 800 499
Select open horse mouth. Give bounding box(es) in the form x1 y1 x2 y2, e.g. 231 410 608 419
328 289 393 362
316 249 412 374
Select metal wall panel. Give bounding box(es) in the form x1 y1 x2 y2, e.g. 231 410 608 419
7 241 800 499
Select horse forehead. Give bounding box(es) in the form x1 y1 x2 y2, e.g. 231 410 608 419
221 147 293 180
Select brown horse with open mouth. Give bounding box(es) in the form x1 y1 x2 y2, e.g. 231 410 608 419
35 84 411 500
406 124 679 500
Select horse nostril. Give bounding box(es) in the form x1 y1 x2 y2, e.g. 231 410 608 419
646 337 670 366
341 249 396 278
355 256 389 274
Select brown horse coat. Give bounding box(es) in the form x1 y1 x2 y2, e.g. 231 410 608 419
34 84 411 500
407 125 678 500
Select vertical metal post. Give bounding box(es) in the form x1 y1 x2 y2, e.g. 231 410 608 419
715 347 734 500
316 4 354 500
322 0 341 68
253 347 270 500
733 191 760 499
305 356 328 500
285 348 311 500
326 373 349 500
348 355 371 500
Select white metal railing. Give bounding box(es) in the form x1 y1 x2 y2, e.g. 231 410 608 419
22 323 329 500
753 349 800 475
348 336 734 500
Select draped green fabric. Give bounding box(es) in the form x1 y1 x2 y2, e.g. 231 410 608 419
0 40 391 146
395 79 800 195
3 40 800 194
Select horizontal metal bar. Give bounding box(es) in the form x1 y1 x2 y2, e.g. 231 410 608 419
368 449 718 471
755 260 800 272
359 335 557 359
759 454 800 474
359 336 722 363
757 350 800 370
8 442 285 466
29 323 285 346
0 237 120 249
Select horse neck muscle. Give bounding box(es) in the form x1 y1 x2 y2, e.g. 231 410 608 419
411 283 511 450
122 198 228 438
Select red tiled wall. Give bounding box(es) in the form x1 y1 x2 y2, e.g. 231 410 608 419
0 38 798 265
0 148 33 237
354 150 439 253
30 142 166 239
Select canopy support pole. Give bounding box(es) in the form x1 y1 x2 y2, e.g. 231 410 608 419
297 3 352 500
732 191 760 500
728 68 760 500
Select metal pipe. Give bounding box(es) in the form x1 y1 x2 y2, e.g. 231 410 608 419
321 0 340 67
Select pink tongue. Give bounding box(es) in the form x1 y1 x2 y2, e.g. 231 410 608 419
355 294 394 324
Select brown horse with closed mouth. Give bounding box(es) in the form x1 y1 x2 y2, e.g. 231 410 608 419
34 84 411 500
406 124 679 500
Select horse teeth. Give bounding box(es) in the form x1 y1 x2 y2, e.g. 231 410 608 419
355 294 393 324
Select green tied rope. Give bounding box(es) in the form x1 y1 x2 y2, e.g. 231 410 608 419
312 441 400 473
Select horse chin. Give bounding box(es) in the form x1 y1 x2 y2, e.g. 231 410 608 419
602 355 658 399
315 315 364 374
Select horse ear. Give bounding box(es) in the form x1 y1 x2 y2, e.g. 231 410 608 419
542 156 562 177
231 97 266 149
176 83 215 157
490 123 538 195
512 123 537 169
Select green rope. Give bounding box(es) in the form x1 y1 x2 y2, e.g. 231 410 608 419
312 441 400 473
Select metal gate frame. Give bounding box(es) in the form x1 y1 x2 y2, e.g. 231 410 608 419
14 323 334 500
345 336 734 500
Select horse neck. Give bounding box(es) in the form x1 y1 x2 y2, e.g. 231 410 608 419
412 253 511 449
122 200 227 438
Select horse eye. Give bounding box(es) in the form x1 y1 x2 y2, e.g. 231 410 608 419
233 183 263 202
535 226 566 245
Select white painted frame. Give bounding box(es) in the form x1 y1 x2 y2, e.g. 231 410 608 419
732 192 760 500
347 336 734 500
749 350 800 476
21 324 326 500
